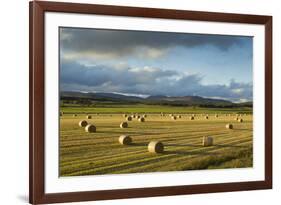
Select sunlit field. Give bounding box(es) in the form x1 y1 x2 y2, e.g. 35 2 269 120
59 105 253 176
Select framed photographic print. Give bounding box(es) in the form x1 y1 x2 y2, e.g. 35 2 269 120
29 1 272 204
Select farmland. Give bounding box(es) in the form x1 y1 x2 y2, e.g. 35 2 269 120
59 104 253 176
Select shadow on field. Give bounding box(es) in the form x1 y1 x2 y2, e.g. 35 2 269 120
165 143 202 148
130 142 148 146
128 132 161 135
166 143 248 149
163 150 219 156
213 144 248 148
139 127 168 130
101 130 161 136
233 128 252 131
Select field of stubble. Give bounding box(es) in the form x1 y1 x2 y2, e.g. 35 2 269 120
59 110 253 176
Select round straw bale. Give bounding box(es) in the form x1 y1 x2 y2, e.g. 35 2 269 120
190 116 194 120
138 117 145 122
143 114 147 118
126 116 132 121
86 115 92 119
148 141 164 153
120 122 128 128
205 116 209 119
79 120 88 127
73 114 77 117
215 114 218 118
119 135 132 145
169 114 173 117
234 117 239 121
123 114 127 118
238 119 243 123
177 115 181 119
132 114 136 118
171 116 177 120
226 123 233 129
202 136 213 147
85 124 96 133
137 115 141 119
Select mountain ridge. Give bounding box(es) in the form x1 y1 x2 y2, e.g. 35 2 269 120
60 91 252 107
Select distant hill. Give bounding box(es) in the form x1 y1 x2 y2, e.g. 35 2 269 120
61 91 145 102
146 95 231 104
60 91 252 108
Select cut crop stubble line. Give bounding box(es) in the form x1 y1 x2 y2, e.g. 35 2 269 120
60 135 252 176
60 129 251 154
64 144 251 176
60 134 252 170
59 112 252 176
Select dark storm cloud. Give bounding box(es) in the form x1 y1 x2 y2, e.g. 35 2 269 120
60 27 249 59
60 60 252 102
60 60 177 87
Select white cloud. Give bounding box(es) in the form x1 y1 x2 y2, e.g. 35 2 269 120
232 88 244 94
60 60 252 102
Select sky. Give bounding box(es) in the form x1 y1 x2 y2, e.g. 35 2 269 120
59 27 253 103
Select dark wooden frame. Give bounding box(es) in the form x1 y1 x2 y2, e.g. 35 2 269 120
29 1 272 204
